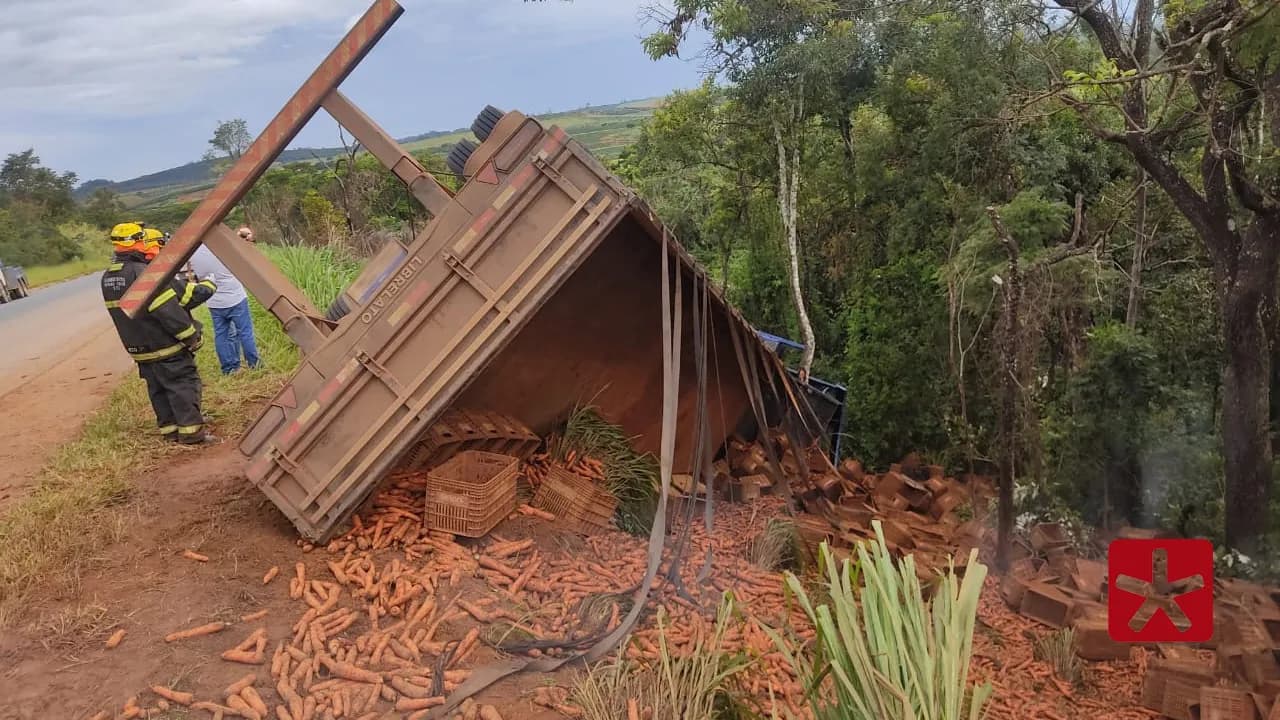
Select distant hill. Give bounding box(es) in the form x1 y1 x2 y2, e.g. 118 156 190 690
76 98 663 209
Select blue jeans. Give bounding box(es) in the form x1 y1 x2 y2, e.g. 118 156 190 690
209 298 260 374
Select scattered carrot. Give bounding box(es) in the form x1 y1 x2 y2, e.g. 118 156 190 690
182 549 210 562
516 504 557 521
105 629 126 649
263 565 280 585
241 686 270 718
165 621 228 643
395 696 445 711
221 648 265 665
149 686 195 706
627 698 640 720
224 673 257 697
478 706 503 720
241 609 269 622
227 694 262 720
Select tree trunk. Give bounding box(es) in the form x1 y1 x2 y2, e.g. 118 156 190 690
774 121 817 381
1126 174 1147 328
1220 216 1280 552
988 206 1020 572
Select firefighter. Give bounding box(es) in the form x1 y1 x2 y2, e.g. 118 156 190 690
102 223 220 444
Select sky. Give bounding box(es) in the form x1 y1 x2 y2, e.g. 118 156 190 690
0 0 711 184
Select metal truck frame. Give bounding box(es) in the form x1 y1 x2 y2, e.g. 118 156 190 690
129 0 829 542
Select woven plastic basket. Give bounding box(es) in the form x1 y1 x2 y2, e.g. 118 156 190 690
425 450 519 537
531 465 617 533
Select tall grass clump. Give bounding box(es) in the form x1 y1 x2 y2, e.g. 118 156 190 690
763 522 991 720
553 404 659 535
573 593 750 720
262 243 362 309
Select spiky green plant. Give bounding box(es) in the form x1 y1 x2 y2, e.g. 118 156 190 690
762 522 992 720
553 404 659 535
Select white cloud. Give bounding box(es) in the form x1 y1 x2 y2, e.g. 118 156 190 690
0 0 361 115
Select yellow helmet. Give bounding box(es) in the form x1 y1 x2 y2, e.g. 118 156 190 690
143 228 164 242
110 222 145 242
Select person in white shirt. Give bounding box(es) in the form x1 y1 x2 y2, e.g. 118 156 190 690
187 226 260 374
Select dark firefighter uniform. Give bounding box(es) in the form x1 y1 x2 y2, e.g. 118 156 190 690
102 223 218 443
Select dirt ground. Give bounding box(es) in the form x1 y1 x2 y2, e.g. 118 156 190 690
0 433 1167 720
0 324 131 508
0 445 579 720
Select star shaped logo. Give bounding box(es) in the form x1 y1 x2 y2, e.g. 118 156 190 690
1108 539 1214 643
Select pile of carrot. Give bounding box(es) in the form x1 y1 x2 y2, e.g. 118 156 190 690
521 451 607 491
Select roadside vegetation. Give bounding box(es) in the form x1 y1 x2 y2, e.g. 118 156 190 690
0 243 359 626
24 223 107 287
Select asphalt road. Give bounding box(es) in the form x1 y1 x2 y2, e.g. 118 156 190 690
0 272 122 399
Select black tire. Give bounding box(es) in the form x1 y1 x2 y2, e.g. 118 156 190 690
447 139 479 179
326 294 352 322
470 105 506 142
17 279 28 298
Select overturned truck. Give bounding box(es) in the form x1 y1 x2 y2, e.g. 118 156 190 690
119 0 833 542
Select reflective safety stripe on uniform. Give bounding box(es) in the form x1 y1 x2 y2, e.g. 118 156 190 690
180 283 195 305
158 425 177 435
177 424 203 435
104 300 120 309
148 288 177 312
129 343 186 362
175 325 197 340
108 263 123 271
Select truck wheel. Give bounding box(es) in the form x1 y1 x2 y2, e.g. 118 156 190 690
326 294 351 322
471 105 506 142
446 139 478 179
17 279 28 298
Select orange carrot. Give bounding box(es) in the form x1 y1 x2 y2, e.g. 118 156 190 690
275 706 293 720
452 627 482 666
150 686 194 706
241 609 269 623
221 648 265 665
182 549 209 562
395 697 445 711
165 621 228 643
225 673 257 697
105 629 126 649
227 694 262 720
517 504 557 521
322 655 382 684
263 566 280 585
241 686 270 718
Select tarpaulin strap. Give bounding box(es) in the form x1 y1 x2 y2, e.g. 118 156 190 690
767 350 834 478
727 318 794 507
426 229 687 718
664 271 714 601
696 278 719 585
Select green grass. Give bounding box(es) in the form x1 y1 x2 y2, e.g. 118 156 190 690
0 244 360 626
26 223 110 288
26 256 105 288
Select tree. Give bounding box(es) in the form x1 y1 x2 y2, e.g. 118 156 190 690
83 187 124 229
0 149 78 222
1046 0 1279 551
205 119 252 163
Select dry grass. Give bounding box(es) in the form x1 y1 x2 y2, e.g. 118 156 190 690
748 518 801 572
573 594 751 720
1033 629 1084 686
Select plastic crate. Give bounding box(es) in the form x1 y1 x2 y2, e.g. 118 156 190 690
425 451 519 537
531 465 617 533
